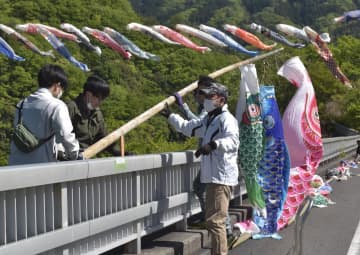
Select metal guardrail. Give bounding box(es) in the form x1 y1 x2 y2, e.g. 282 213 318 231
0 135 359 255
320 135 359 163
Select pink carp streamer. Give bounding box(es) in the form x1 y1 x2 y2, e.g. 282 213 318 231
82 27 131 60
16 23 79 42
277 56 323 230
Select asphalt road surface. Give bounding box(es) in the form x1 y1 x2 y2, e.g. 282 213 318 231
230 167 360 255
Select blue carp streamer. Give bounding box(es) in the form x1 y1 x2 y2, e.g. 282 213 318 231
253 85 291 239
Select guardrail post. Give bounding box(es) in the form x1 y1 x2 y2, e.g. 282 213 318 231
180 157 193 231
61 183 70 255
60 183 68 228
124 171 142 254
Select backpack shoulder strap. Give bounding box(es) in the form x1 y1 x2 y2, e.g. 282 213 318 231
39 133 54 144
16 100 25 125
38 100 56 145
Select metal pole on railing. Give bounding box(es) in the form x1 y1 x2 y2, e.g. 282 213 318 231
287 196 313 255
84 48 284 159
119 135 125 157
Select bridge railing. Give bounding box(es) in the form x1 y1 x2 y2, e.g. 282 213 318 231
321 136 359 163
0 135 359 255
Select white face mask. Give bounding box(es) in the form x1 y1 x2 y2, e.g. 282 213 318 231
203 99 217 112
86 94 94 110
87 102 94 110
56 89 63 99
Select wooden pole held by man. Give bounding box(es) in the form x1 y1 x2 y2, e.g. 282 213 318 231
84 48 284 159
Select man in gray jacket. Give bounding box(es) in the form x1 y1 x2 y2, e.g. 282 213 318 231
173 75 213 223
162 83 239 255
174 76 234 239
9 64 80 165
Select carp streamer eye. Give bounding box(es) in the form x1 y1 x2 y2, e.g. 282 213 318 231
264 115 275 129
248 104 261 118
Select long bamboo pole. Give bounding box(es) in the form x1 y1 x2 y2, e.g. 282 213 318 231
83 48 284 159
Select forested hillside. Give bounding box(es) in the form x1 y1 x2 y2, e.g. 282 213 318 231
0 0 359 165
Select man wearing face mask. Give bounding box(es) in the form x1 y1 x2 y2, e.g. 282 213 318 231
162 83 239 255
66 75 122 156
173 75 214 224
9 64 80 165
174 76 234 240
173 75 214 121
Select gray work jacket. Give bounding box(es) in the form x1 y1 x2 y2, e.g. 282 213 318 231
168 104 239 186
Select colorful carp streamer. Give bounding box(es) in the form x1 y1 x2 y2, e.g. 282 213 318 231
334 10 360 23
16 23 79 42
223 24 277 50
60 23 101 56
37 27 90 72
252 85 290 240
82 27 131 60
175 24 227 48
0 36 25 61
250 23 305 49
0 24 54 57
152 25 210 53
127 22 180 45
277 56 323 230
236 64 265 211
199 24 258 56
303 26 352 88
104 27 160 61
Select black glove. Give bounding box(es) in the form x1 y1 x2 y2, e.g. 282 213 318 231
160 103 172 118
57 150 68 161
195 141 217 158
173 92 184 106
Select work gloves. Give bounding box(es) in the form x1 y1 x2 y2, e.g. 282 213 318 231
173 92 184 106
57 149 84 161
160 103 172 118
57 150 67 161
195 141 217 158
160 93 184 119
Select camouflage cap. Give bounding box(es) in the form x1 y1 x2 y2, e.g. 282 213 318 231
200 82 229 99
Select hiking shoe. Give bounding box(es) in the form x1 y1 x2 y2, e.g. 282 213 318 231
227 234 237 249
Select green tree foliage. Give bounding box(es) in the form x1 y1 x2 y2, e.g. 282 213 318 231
0 0 359 165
